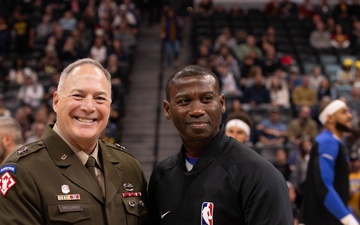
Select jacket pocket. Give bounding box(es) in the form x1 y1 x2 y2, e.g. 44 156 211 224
122 196 148 218
47 202 91 225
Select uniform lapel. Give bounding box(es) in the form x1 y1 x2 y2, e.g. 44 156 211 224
99 141 123 206
42 126 104 203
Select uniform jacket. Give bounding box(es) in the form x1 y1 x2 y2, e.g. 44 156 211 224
148 126 293 225
0 125 148 225
300 130 351 225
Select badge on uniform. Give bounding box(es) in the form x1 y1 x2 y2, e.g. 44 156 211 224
201 202 214 225
0 172 16 196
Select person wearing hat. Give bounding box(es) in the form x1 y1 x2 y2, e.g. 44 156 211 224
336 58 355 85
300 99 359 225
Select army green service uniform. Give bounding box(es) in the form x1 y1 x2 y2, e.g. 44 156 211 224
0 125 149 225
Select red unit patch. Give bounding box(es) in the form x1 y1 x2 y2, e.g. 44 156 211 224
0 172 16 196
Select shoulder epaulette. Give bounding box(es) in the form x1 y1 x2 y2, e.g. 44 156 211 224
6 141 46 163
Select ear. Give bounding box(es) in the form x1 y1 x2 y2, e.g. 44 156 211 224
219 94 226 113
163 100 171 120
52 91 59 113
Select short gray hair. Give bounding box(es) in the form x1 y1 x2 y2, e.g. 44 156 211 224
57 58 111 95
0 116 23 145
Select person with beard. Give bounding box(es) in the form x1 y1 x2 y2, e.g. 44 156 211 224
299 99 359 225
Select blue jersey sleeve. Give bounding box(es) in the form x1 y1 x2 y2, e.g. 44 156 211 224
318 138 350 220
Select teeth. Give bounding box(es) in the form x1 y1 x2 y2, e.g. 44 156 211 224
78 118 93 123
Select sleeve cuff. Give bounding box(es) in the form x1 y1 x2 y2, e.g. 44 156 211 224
340 214 359 225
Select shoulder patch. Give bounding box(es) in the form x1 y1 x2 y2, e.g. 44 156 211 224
0 165 16 174
0 171 16 196
6 141 46 163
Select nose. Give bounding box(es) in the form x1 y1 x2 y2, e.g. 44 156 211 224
80 96 96 112
189 100 205 117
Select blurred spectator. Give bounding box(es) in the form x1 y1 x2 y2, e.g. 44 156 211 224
59 36 80 66
13 104 34 138
264 0 282 17
59 10 77 33
0 94 11 117
273 148 292 180
235 35 263 62
336 58 355 85
350 20 360 54
298 0 316 19
332 0 351 23
261 26 277 49
267 73 290 109
228 3 245 20
243 72 271 107
314 0 331 21
82 0 97 28
289 136 312 209
24 121 46 144
309 65 325 91
287 65 303 93
17 72 44 110
0 17 12 59
75 20 94 53
292 75 317 109
354 61 360 88
309 21 331 50
213 27 238 54
35 11 51 36
350 0 360 20
261 43 281 77
160 7 183 66
256 106 288 148
37 46 61 75
98 0 117 25
317 77 337 101
8 57 35 86
288 105 318 146
90 35 107 65
287 181 300 225
216 64 242 100
112 4 138 28
217 45 240 79
11 10 35 55
113 21 137 54
349 149 360 219
280 0 298 18
106 54 126 115
43 71 60 108
330 23 350 49
0 116 24 164
195 0 214 16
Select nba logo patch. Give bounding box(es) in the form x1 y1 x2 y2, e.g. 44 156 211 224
201 202 214 225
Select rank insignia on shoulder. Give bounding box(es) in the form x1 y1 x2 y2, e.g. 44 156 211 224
17 147 29 154
0 165 16 174
0 172 16 196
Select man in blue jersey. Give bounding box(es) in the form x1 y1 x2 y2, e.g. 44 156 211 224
300 99 359 225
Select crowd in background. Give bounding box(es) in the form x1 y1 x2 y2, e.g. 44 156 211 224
1 0 360 223
0 0 154 144
192 0 360 223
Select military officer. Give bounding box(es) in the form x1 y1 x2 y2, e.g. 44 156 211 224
0 58 149 224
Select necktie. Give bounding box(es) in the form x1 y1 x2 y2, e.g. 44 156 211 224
85 156 101 188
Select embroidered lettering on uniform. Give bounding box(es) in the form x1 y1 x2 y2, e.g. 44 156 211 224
0 172 16 196
61 185 70 194
322 153 334 161
58 204 84 212
57 194 81 201
201 202 214 225
122 192 142 198
0 165 16 174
